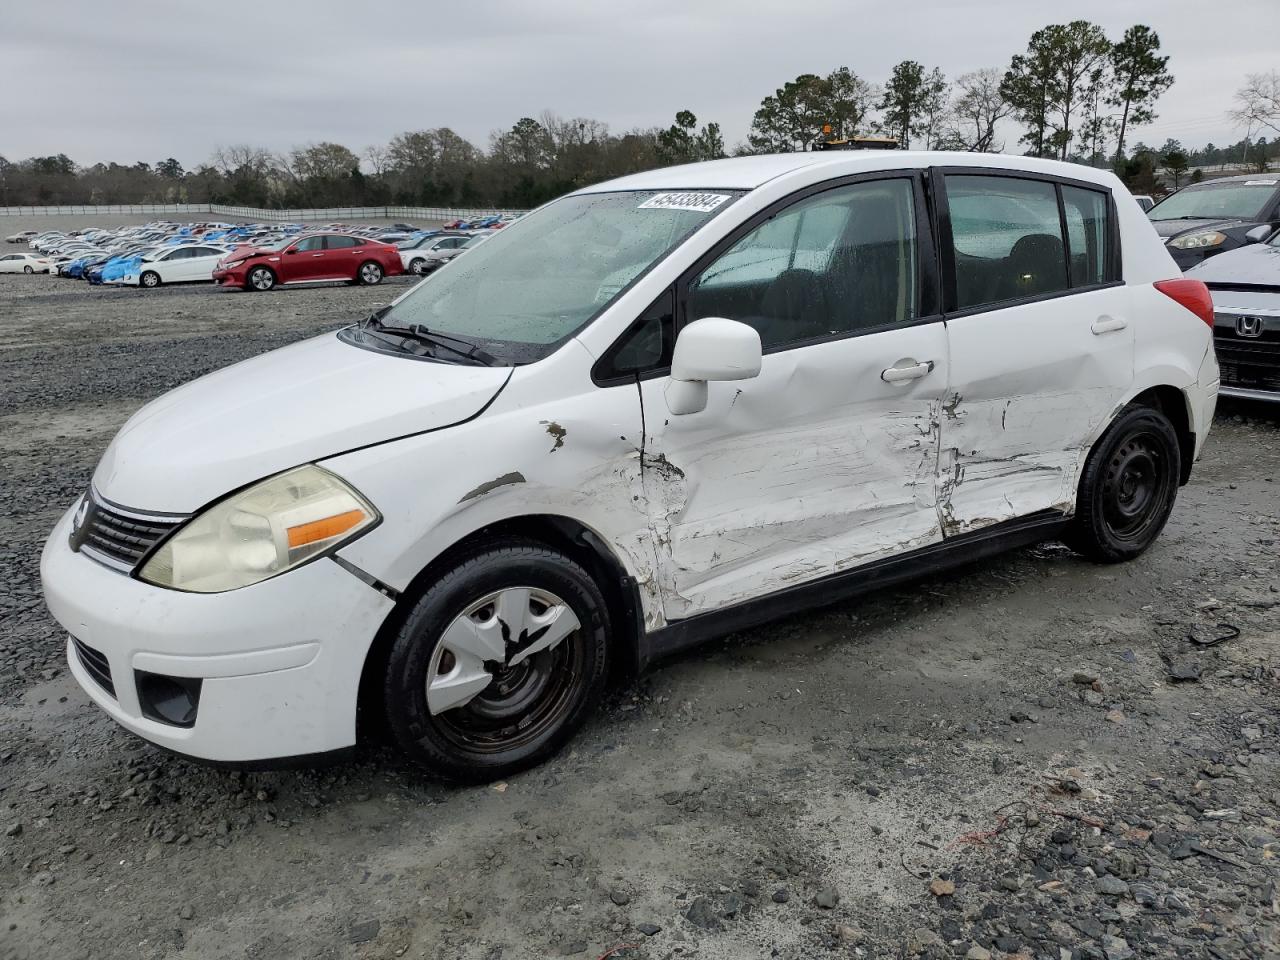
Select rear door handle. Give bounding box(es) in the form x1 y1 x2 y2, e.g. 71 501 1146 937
1091 315 1128 334
881 360 935 383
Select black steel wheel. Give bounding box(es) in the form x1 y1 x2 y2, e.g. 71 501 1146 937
1067 404 1181 562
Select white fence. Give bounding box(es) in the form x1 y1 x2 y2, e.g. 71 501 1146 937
0 203 526 222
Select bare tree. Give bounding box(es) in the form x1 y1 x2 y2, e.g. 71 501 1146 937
945 69 1010 152
1231 71 1280 137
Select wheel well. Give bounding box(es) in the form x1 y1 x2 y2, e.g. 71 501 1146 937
1131 385 1194 484
354 515 644 742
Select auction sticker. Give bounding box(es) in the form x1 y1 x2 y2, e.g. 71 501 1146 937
638 192 731 213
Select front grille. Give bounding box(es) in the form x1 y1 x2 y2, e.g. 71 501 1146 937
70 491 186 574
1214 335 1280 392
72 637 115 698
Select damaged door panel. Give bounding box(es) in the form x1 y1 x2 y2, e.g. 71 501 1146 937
640 325 947 619
939 287 1135 534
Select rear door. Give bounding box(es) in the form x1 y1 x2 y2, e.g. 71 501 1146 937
634 173 949 620
324 235 361 279
935 169 1132 535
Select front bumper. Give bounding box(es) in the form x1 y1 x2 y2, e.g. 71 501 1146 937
41 505 395 762
211 265 248 287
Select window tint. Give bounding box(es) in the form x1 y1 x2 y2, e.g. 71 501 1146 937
294 236 324 252
326 236 359 249
947 175 1068 309
1061 186 1108 287
687 179 918 350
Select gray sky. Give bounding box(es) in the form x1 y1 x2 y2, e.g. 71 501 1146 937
2 0 1275 167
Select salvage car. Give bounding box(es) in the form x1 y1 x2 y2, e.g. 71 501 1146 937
0 252 52 273
42 152 1218 781
1149 174 1280 269
114 244 232 288
1186 226 1280 401
398 232 470 274
212 233 402 291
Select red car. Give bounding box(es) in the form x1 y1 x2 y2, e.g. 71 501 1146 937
212 233 403 291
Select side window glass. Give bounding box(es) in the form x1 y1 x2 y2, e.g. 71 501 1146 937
946 175 1068 309
595 290 674 383
687 179 918 350
327 236 357 249
295 236 324 252
1061 185 1109 287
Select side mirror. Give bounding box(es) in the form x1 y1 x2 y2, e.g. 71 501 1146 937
665 317 762 415
1244 224 1272 244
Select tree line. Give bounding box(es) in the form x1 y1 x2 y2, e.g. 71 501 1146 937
2 25 1275 210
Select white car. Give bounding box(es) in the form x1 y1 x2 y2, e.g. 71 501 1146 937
115 243 231 287
5 230 38 244
398 233 473 275
0 251 52 273
42 152 1218 781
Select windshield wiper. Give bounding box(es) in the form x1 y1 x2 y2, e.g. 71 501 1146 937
360 313 498 366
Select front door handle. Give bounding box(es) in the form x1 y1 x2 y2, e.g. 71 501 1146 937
1091 315 1128 334
881 359 935 383
312 253 325 257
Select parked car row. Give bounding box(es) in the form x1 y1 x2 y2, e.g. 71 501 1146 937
7 215 511 290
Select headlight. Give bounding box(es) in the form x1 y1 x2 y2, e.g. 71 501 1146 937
139 465 379 593
1168 230 1227 250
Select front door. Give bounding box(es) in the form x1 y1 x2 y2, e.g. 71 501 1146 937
280 235 327 282
937 171 1134 534
639 174 949 621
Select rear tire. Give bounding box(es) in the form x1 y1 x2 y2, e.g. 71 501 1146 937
1067 404 1181 563
246 266 275 292
383 540 610 782
140 270 161 288
358 260 383 285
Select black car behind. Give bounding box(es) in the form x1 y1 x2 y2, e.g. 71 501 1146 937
1149 174 1280 270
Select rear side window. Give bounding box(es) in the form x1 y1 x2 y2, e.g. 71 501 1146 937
326 236 359 249
947 176 1067 309
1062 186 1108 287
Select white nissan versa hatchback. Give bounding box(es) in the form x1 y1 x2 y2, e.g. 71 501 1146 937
42 152 1219 781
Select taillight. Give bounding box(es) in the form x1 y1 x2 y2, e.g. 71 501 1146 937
1153 278 1214 328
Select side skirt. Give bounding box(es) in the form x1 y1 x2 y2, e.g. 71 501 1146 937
638 510 1070 669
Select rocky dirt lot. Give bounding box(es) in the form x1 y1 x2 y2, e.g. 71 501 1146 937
0 269 1277 960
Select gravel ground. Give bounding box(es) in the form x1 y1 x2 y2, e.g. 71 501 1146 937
0 269 1277 960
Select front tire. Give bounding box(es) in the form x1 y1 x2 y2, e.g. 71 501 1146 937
384 541 611 782
409 258 427 275
140 270 161 288
23 265 33 274
246 266 275 291
358 260 383 285
1067 404 1181 563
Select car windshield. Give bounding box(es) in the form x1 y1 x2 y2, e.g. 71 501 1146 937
1149 180 1278 221
369 190 744 364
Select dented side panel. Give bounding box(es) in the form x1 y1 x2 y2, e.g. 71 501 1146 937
322 343 663 626
940 286 1136 533
639 324 949 619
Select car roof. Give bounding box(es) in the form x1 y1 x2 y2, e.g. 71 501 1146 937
576 150 1123 194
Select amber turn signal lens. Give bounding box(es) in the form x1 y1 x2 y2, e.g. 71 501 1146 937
286 509 367 549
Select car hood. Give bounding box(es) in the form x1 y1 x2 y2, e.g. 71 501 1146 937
1149 217 1249 239
1185 241 1280 286
93 332 511 512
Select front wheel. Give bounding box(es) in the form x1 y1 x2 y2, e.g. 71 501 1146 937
1067 404 1181 563
358 260 383 285
23 265 33 274
246 266 275 291
409 258 427 275
383 541 611 782
140 270 161 288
